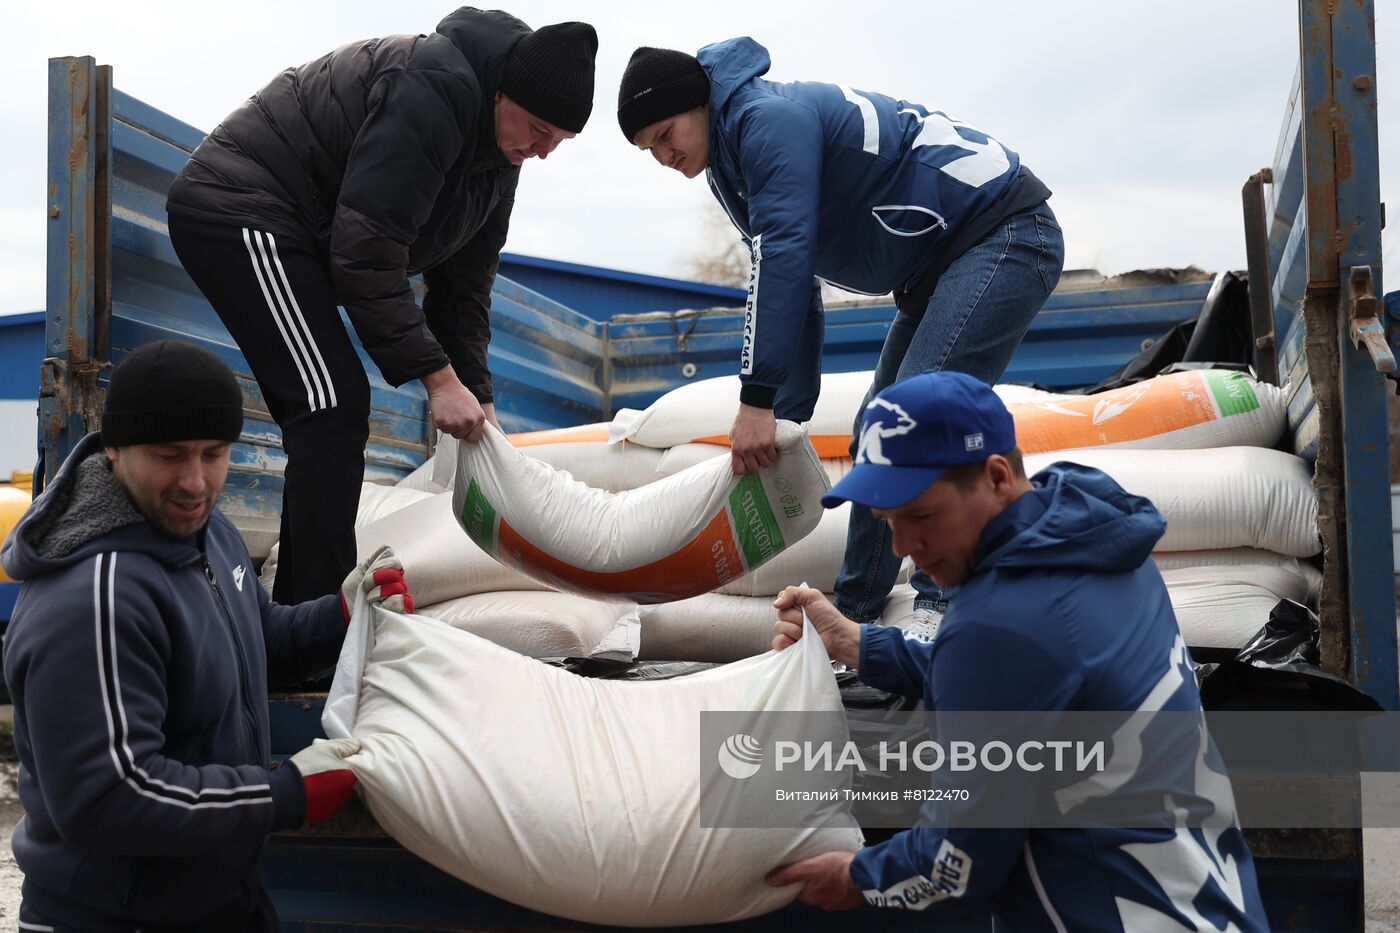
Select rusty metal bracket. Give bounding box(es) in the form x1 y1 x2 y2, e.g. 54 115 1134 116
1345 265 1395 372
40 357 107 423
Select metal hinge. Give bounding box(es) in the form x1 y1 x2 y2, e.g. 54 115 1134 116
38 355 108 441
1345 266 1396 373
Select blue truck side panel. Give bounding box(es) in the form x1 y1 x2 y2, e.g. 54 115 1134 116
41 0 1398 920
604 280 1212 413
1314 0 1398 706
498 252 745 320
1273 0 1398 708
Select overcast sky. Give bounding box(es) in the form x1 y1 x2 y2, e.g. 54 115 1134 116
2 1 1397 315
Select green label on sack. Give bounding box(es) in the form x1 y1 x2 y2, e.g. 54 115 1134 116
459 479 497 553
730 473 786 569
1205 370 1259 418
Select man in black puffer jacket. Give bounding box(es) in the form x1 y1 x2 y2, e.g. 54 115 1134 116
166 8 598 603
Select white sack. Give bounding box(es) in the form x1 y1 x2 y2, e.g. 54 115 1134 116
876 561 1303 651
875 571 1296 650
992 384 1064 404
639 585 916 663
660 444 853 487
260 483 437 592
1152 549 1322 602
636 543 1318 661
713 502 849 598
423 428 667 493
427 430 460 489
1162 561 1315 648
325 596 863 927
608 369 1284 456
714 501 911 597
877 586 919 630
357 483 438 525
423 440 819 496
355 491 547 606
396 457 445 494
451 422 828 603
1023 447 1319 556
520 441 666 492
1008 370 1286 453
418 590 639 661
610 371 874 451
638 593 784 662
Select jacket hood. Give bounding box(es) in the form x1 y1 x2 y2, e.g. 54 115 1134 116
1 433 202 582
974 463 1165 576
697 37 771 121
435 7 531 79
434 7 532 167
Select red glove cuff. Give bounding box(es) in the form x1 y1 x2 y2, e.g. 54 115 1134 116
372 570 414 613
303 769 357 823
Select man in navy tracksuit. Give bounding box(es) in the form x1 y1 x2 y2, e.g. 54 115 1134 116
617 39 1064 635
764 372 1269 930
1 342 411 931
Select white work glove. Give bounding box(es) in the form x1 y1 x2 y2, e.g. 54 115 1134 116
339 546 413 623
288 737 362 823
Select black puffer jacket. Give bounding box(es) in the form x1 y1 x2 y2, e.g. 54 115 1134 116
167 7 527 398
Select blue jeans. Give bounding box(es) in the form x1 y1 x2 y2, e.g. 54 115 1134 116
832 202 1064 622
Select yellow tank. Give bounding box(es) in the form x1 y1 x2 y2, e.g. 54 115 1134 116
0 483 31 583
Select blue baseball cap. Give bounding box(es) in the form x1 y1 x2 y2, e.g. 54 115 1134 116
822 372 1016 510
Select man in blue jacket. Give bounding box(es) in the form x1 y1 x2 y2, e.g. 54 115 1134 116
763 372 1268 930
618 39 1064 633
1 342 412 931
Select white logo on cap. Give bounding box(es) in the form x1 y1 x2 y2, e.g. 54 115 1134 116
965 433 984 451
857 398 918 465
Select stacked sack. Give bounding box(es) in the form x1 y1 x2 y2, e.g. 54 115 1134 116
372 413 896 663
263 421 832 663
596 367 1315 655
265 367 1314 659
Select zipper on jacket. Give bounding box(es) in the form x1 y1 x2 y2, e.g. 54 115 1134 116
203 558 260 764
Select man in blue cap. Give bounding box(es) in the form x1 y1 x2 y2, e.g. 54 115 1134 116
763 371 1267 930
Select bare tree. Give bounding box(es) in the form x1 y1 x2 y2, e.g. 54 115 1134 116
683 199 751 288
681 198 888 306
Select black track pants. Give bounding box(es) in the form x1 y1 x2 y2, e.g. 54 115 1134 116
169 213 369 604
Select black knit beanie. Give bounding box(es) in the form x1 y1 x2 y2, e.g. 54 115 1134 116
500 21 598 134
617 47 710 143
101 341 244 447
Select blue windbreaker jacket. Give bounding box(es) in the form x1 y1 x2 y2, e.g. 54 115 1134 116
850 464 1268 931
0 433 346 929
698 37 1051 412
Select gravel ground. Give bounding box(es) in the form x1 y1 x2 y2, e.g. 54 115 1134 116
1368 830 1400 931
0 759 21 927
